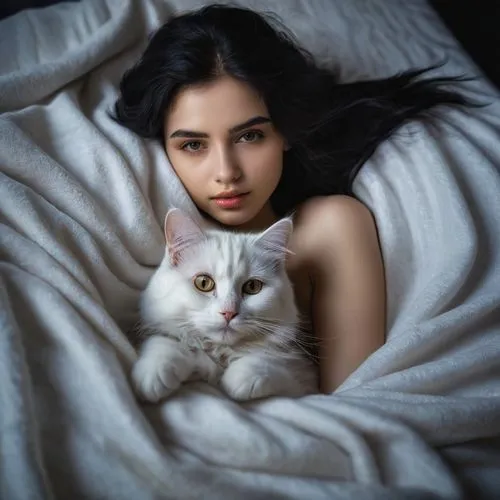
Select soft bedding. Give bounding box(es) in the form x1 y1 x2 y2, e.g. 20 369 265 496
1 0 499 499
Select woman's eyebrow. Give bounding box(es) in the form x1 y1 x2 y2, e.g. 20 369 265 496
169 129 209 139
229 116 271 133
169 115 271 139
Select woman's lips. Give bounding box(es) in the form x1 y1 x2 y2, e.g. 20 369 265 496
213 193 249 209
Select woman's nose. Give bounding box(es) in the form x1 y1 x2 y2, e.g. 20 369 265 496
214 146 242 184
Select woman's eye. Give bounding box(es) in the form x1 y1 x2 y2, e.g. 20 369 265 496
238 130 263 143
181 141 204 152
242 279 263 295
193 274 215 292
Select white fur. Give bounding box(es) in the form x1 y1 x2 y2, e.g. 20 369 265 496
131 210 318 402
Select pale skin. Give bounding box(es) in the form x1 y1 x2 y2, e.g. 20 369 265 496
163 75 386 393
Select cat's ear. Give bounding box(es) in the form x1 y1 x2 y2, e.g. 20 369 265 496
164 208 205 266
254 218 294 263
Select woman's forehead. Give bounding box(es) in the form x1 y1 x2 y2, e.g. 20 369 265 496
164 76 269 133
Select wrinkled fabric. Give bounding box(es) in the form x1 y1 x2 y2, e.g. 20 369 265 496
1 1 499 498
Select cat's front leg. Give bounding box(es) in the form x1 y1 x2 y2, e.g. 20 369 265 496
221 354 310 401
131 335 196 403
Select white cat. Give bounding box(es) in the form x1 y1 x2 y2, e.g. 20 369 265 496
131 208 318 403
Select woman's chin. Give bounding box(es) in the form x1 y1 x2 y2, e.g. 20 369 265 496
209 206 276 232
210 208 255 227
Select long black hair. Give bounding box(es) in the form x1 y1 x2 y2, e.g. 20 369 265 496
113 4 472 216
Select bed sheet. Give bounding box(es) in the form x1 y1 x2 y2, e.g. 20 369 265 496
1 1 499 498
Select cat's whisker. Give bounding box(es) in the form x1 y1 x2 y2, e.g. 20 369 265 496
243 321 320 347
254 324 317 340
255 326 319 342
239 330 317 361
247 317 318 338
241 345 305 361
270 336 314 355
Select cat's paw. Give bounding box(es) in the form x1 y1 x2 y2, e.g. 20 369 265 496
220 357 283 401
131 337 194 403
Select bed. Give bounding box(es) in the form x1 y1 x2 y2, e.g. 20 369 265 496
1 0 499 498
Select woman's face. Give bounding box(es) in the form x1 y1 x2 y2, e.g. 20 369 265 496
164 75 286 230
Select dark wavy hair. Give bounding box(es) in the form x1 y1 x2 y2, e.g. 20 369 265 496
113 4 472 216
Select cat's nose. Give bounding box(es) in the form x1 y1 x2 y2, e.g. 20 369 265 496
220 311 238 323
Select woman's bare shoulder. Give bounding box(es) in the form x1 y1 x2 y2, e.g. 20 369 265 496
290 195 378 261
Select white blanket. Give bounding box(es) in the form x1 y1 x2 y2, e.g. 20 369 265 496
1 0 499 498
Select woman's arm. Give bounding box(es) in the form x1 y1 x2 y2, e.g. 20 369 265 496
296 195 386 393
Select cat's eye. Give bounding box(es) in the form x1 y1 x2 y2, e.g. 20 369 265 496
242 279 263 295
193 274 215 292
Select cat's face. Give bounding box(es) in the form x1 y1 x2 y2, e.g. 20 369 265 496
141 209 298 347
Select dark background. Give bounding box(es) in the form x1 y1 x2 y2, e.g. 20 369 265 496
429 0 499 89
1 0 499 90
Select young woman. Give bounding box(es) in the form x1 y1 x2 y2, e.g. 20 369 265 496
113 4 469 393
